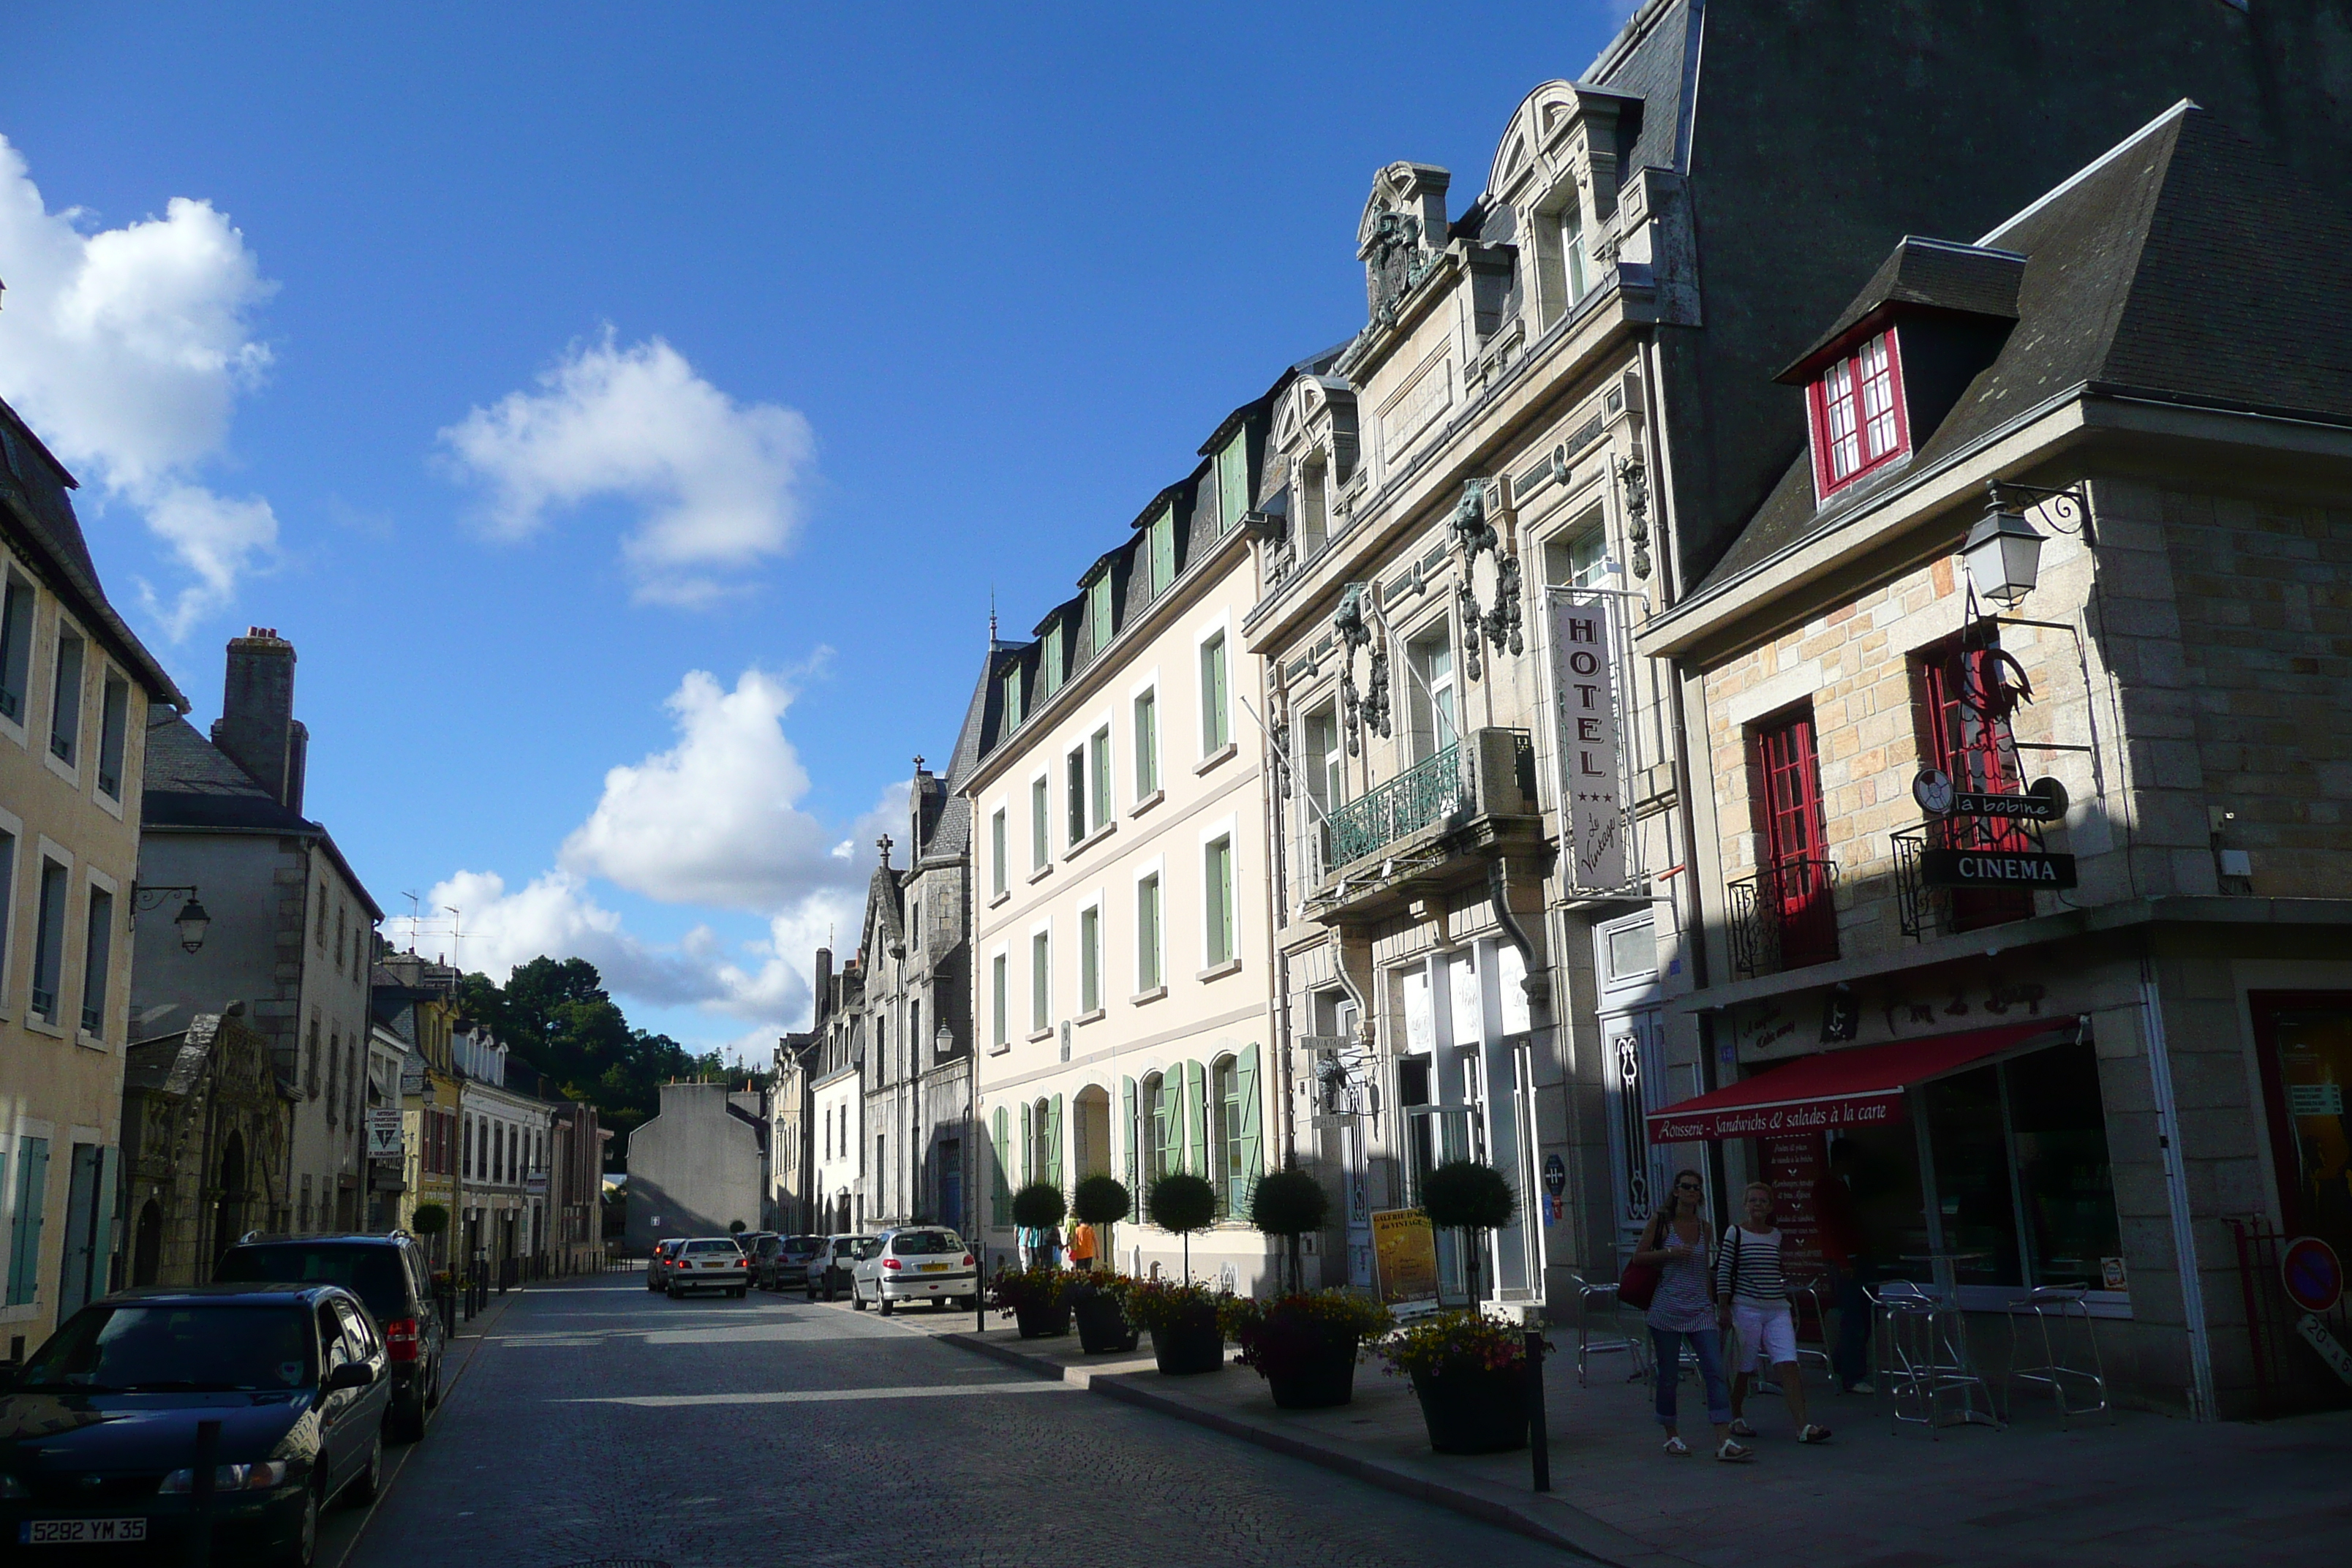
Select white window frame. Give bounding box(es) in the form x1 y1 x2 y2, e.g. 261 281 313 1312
1076 891 1104 1017
990 943 1011 1050
1197 814 1239 973
1087 719 1114 834
0 802 20 1018
44 612 86 786
988 802 1009 900
0 568 35 751
1028 770 1052 873
78 864 118 1049
1194 612 1233 761
1128 671 1161 804
1132 855 1165 999
27 835 72 1034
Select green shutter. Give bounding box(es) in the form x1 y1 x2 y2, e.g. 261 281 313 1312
1153 1077 1176 1181
1019 1101 1034 1188
1121 1077 1139 1222
1152 508 1175 589
1047 1095 1065 1188
1184 1061 1207 1177
1219 434 1249 532
1234 1046 1262 1218
991 1107 1011 1224
7 1137 50 1306
90 1144 119 1298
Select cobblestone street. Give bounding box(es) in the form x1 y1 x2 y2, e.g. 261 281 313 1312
340 1273 1571 1567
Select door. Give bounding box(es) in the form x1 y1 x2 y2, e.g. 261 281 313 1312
1596 914 1670 1264
2253 994 2352 1260
1752 710 1836 968
58 1144 100 1316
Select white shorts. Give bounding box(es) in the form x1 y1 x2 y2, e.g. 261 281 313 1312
1731 1300 1797 1371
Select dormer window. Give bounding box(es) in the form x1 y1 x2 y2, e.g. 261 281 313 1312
1807 328 1908 497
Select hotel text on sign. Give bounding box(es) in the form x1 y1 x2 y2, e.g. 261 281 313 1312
1550 590 1626 890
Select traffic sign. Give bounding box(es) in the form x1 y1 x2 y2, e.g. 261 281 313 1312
2281 1235 2343 1315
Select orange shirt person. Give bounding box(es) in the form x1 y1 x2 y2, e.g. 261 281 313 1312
1068 1221 1098 1270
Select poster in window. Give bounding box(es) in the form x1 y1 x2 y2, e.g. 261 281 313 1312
1371 1208 1440 1308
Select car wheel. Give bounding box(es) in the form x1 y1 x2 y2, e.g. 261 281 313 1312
338 1428 383 1507
805 1285 817 1302
879 1295 894 1316
851 1281 867 1311
731 1286 746 1299
271 1483 320 1568
427 1354 443 1409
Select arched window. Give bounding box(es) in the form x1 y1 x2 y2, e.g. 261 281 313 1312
1209 1048 1262 1217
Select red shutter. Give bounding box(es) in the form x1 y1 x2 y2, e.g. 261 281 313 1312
1916 639 2033 930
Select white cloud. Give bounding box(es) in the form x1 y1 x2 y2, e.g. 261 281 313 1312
0 135 279 636
438 331 813 606
559 666 872 911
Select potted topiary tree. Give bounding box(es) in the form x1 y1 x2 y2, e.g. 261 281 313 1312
1247 1165 1329 1294
1223 1292 1392 1409
1068 1175 1137 1354
1136 1172 1224 1374
409 1202 449 1238
1420 1158 1517 1308
1378 1309 1536 1453
1011 1180 1068 1255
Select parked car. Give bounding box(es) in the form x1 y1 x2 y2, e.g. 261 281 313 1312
850 1227 978 1316
762 1235 824 1292
0 1283 393 1567
806 1234 876 1301
666 1237 752 1298
736 1230 779 1273
214 1231 447 1442
644 1238 685 1292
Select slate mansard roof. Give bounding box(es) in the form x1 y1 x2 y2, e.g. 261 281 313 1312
1701 103 2352 590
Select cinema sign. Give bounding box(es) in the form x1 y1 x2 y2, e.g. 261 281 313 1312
1919 848 2078 889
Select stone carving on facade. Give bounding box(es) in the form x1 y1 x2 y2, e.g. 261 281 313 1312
1447 480 1523 682
1333 583 1390 757
1616 451 1651 580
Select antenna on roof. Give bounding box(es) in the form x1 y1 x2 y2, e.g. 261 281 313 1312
402 891 421 953
989 587 997 646
444 906 465 973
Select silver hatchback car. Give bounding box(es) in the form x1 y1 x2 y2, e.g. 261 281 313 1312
850 1227 978 1315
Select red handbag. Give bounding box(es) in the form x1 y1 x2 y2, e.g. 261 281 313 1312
1617 1215 1665 1310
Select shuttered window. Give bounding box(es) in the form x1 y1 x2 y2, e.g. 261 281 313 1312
1916 636 2035 930
1749 709 1837 968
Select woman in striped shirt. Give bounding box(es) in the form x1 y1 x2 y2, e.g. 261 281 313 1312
1716 1181 1831 1444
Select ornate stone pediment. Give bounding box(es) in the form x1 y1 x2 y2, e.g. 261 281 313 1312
1357 162 1451 320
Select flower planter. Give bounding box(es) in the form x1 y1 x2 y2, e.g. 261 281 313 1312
1150 1306 1225 1376
1071 1289 1139 1354
1410 1365 1529 1455
1013 1300 1071 1340
1263 1334 1360 1409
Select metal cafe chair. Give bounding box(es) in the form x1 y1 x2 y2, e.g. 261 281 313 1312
1787 1275 1836 1378
1871 1281 2002 1436
2004 1285 2112 1426
1568 1273 1651 1387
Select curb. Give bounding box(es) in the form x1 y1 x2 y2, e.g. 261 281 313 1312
934 1330 1697 1568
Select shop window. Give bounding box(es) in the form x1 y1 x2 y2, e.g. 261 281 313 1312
2252 994 2352 1255
1746 708 1837 968
1914 634 2033 930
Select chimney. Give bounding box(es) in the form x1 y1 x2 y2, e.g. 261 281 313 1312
212 628 304 810
814 947 833 1019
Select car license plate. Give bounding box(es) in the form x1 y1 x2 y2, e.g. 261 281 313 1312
919 1262 949 1272
22 1519 148 1545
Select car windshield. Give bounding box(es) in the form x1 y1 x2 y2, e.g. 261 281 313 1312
215 1245 408 1324
683 1239 741 1254
891 1231 962 1256
787 1236 822 1251
21 1305 314 1393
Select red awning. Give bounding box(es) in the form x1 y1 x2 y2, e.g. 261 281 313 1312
1646 1019 2079 1144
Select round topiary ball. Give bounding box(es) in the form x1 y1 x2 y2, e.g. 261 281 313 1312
1011 1181 1068 1229
1420 1159 1517 1232
410 1202 449 1237
1072 1173 1131 1226
1248 1166 1330 1238
1146 1172 1219 1235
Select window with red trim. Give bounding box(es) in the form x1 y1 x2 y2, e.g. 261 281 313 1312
1747 707 1838 968
1807 328 1909 497
1913 635 2033 931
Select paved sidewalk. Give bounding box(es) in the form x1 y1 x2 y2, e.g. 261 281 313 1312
857 1297 2351 1568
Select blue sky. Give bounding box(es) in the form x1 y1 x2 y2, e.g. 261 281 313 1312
0 2 1627 1060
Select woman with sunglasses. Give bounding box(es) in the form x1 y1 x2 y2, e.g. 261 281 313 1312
1631 1169 1749 1461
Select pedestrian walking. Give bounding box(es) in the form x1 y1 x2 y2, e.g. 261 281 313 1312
1631 1169 1750 1462
1814 1139 1877 1395
1041 1223 1063 1269
1068 1219 1098 1272
1719 1182 1832 1444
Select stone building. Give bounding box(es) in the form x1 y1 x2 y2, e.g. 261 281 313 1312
119 1008 295 1286
134 630 382 1238
1237 0 2352 1316
769 1030 818 1233
1637 105 2352 1417
966 384 1282 1288
622 1080 766 1250
807 948 864 1233
546 1100 608 1275
0 393 183 1346
373 951 463 1265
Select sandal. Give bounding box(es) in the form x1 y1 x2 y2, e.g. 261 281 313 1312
1716 1439 1755 1463
1799 1425 1833 1444
1662 1436 1691 1456
1728 1418 1758 1437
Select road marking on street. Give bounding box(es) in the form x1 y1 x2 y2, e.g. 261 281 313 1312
559 1381 1077 1408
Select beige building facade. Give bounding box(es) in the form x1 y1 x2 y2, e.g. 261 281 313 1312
0 396 183 1349
967 397 1280 1289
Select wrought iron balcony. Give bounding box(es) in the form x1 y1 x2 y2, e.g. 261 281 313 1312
1326 742 1470 867
1727 857 1840 977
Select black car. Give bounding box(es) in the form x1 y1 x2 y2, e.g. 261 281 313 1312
762 1235 823 1292
0 1283 393 1567
214 1231 446 1441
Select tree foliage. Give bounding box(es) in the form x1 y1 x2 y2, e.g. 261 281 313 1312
1145 1172 1218 1235
1071 1174 1131 1226
457 956 736 1167
1011 1182 1068 1229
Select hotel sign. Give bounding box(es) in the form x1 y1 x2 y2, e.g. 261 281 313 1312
1919 848 2077 889
1550 590 1627 889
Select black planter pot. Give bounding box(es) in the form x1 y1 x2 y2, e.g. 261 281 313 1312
1072 1290 1139 1354
1262 1334 1360 1409
1150 1307 1225 1376
1410 1365 1529 1455
1012 1300 1071 1339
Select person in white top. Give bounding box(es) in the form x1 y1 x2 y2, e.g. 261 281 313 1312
1716 1182 1831 1444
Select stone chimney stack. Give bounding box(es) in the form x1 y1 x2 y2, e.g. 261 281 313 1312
211 627 306 811
814 946 834 1020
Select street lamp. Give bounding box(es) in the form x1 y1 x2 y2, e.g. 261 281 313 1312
131 885 211 954
1960 505 2045 608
